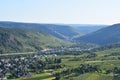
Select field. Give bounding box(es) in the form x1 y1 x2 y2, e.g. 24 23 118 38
55 47 120 80
12 73 54 80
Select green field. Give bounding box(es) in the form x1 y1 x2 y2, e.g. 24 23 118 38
54 47 120 80
12 73 53 80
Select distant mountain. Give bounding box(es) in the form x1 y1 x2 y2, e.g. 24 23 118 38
75 23 120 45
69 24 107 34
0 21 81 40
0 27 71 53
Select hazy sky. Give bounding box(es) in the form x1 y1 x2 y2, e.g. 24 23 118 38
0 0 120 24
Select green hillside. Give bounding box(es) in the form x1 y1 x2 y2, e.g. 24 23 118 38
0 21 81 40
75 23 120 45
0 27 72 53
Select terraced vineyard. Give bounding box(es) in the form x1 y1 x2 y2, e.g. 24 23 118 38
53 47 120 80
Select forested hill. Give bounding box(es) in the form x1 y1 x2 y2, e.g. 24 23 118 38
0 21 81 40
0 27 71 53
75 23 120 45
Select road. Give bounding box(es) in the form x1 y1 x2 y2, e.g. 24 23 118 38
0 47 94 56
0 52 37 56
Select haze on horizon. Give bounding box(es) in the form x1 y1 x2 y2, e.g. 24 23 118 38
0 0 120 25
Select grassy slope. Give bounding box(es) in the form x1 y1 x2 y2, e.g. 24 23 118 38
72 73 113 80
12 73 52 80
15 29 71 50
0 27 72 53
75 24 120 45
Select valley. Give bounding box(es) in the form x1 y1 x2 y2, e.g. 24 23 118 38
0 22 120 80
1 0 120 80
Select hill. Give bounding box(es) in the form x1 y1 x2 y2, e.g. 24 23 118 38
75 23 120 45
69 24 107 34
0 21 80 40
0 27 71 53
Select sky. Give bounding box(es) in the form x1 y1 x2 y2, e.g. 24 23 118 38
0 0 120 24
